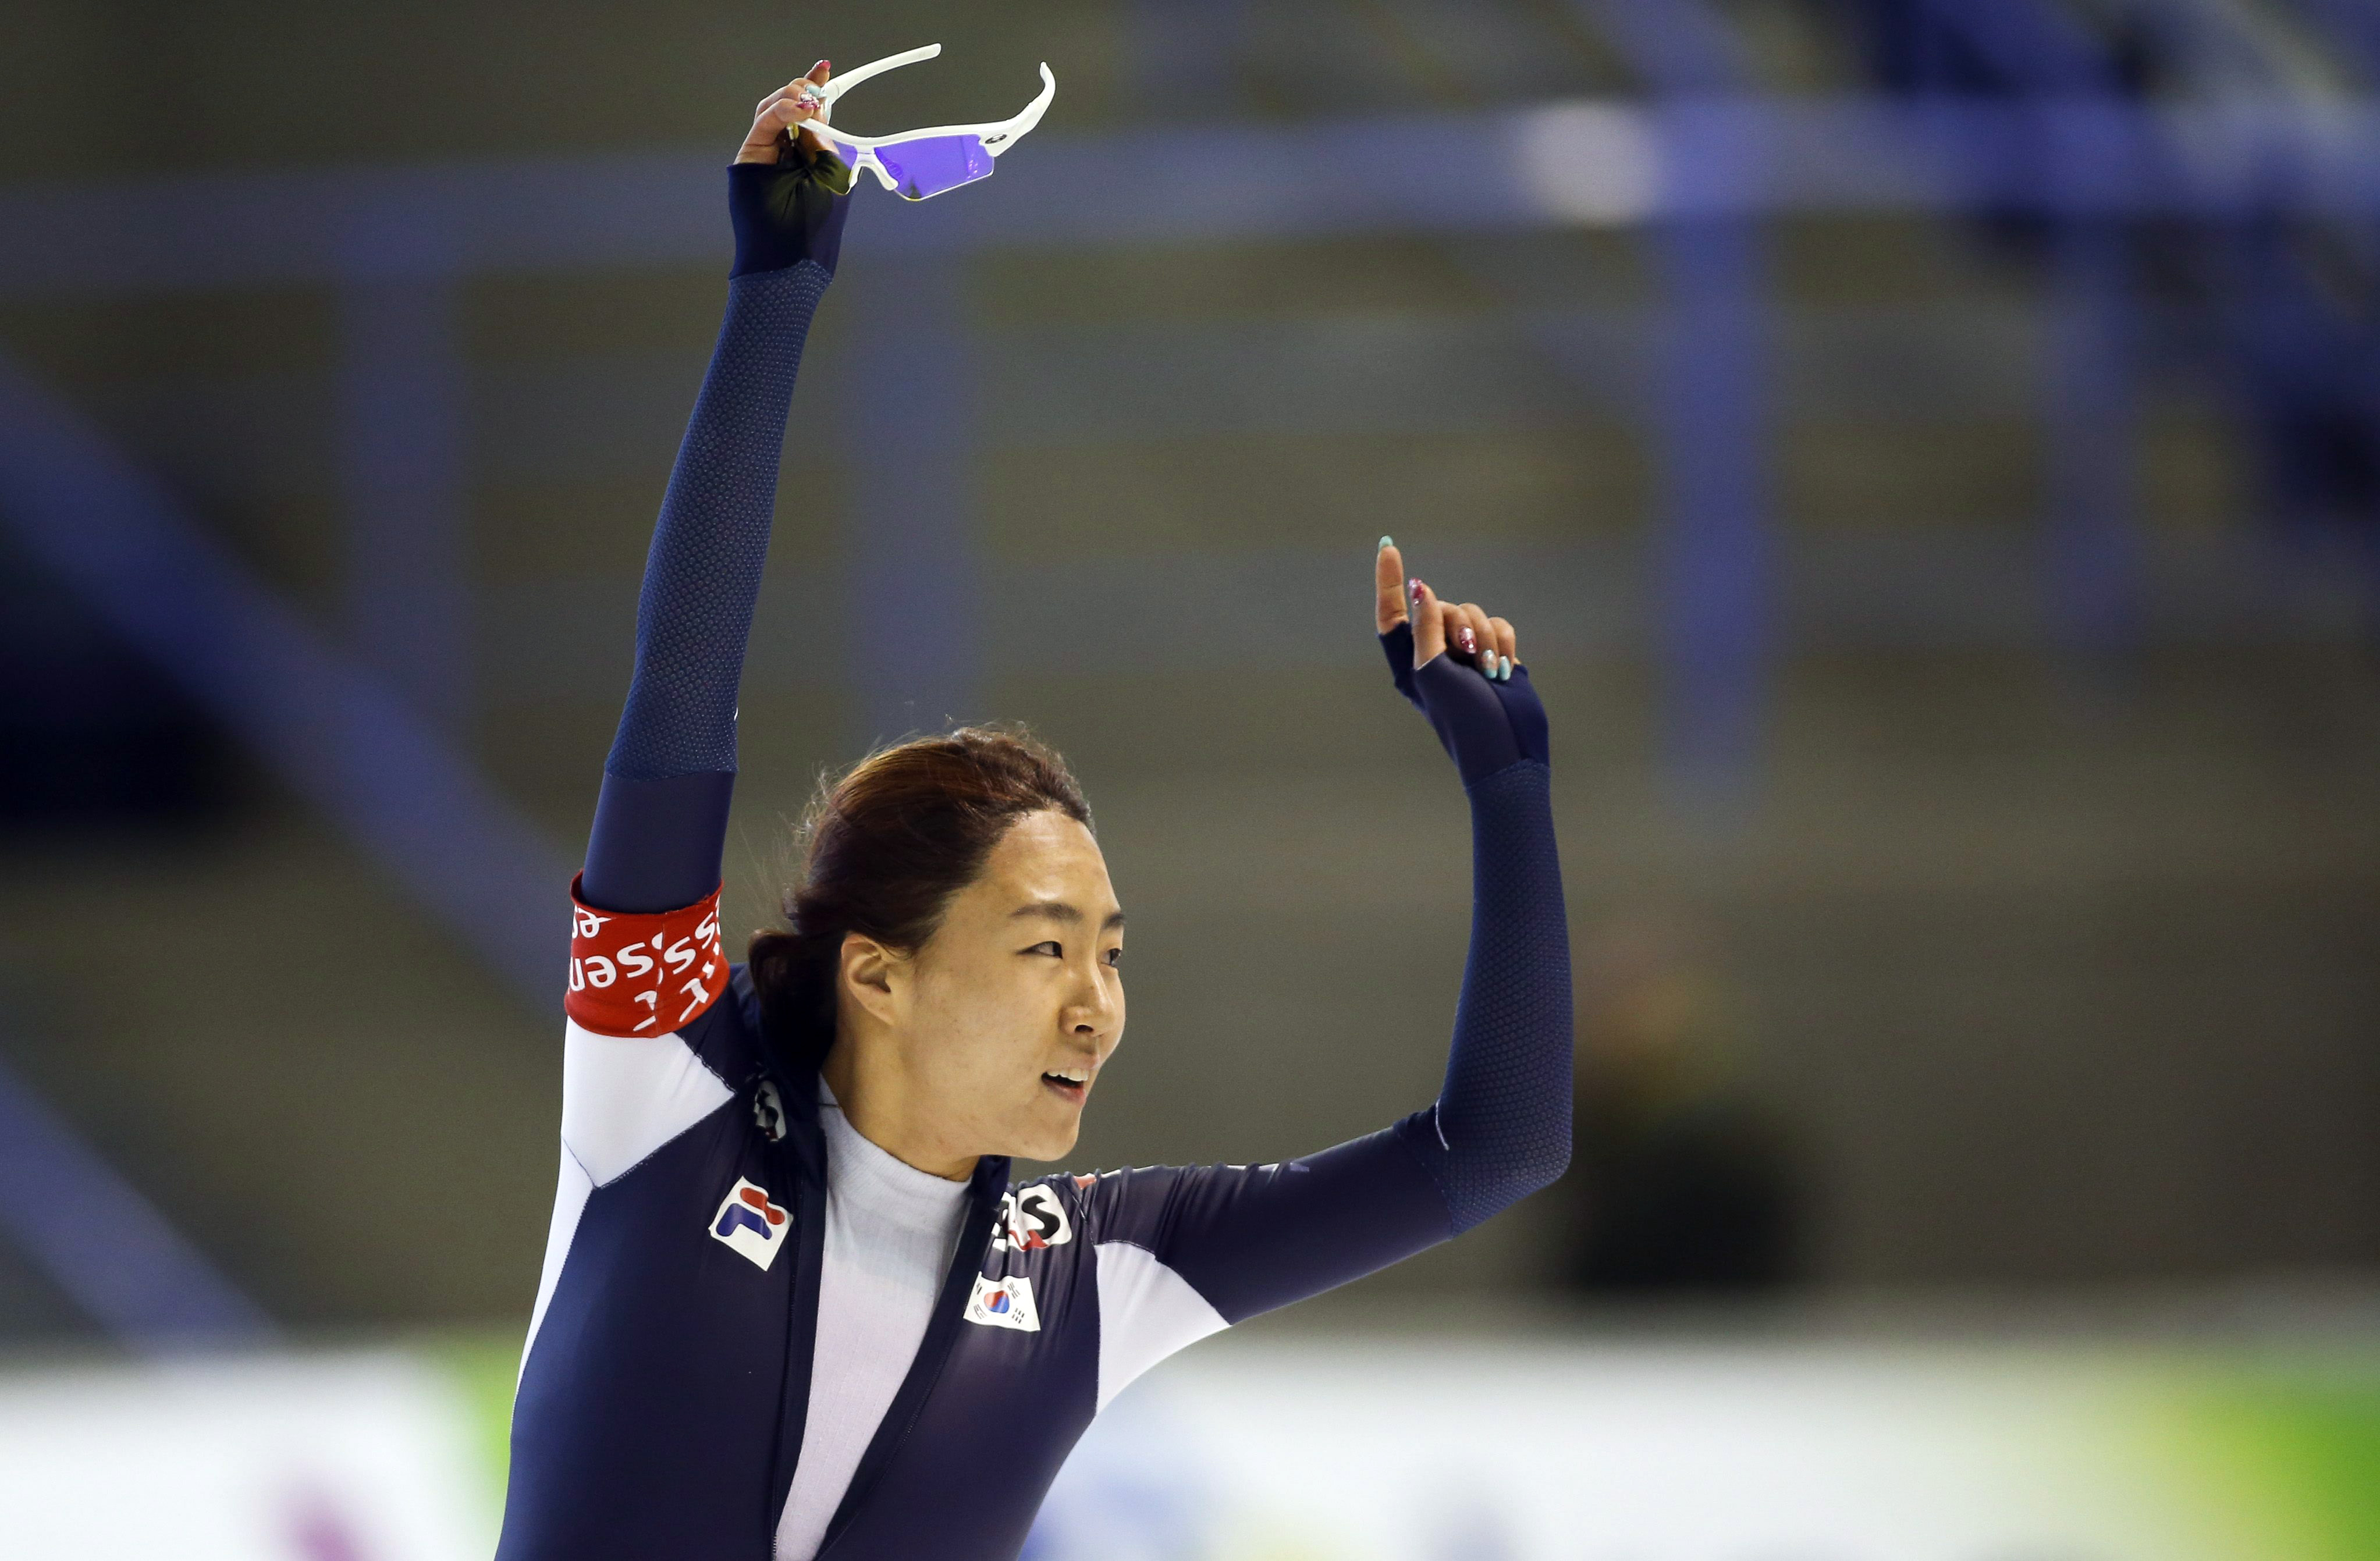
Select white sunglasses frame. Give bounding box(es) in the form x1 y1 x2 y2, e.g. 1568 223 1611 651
800 44 1055 200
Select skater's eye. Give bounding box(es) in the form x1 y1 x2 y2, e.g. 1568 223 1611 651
1024 940 1062 957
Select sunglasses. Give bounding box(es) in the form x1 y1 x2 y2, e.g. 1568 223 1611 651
801 44 1056 202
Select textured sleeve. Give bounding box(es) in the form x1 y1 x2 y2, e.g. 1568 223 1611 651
578 154 850 915
1393 689 1573 1232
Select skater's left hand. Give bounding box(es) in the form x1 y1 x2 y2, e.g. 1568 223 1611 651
1373 538 1550 785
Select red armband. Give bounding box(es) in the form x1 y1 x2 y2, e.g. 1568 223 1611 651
565 874 727 1037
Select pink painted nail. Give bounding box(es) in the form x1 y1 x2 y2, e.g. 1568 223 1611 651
1455 625 1477 656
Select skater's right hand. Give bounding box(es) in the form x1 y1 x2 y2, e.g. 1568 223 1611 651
737 61 834 165
727 59 853 276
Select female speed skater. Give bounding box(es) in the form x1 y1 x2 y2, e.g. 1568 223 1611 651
496 54 1572 1561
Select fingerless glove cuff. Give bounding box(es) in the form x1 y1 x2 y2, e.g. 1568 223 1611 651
1379 623 1553 787
727 153 854 279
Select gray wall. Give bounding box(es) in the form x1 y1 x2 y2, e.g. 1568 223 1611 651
1 0 2375 1336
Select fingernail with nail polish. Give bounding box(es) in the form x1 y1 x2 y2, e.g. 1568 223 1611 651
1377 534 1393 552
1498 655 1512 680
1455 626 1476 656
1409 579 1426 604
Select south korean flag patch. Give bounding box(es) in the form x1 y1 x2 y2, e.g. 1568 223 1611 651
964 1273 1040 1332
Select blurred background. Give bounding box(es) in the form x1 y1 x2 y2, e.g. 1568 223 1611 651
2 0 2378 1555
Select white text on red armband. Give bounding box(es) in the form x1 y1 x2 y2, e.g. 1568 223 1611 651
565 875 727 1037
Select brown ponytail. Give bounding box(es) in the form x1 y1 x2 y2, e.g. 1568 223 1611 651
746 724 1092 1071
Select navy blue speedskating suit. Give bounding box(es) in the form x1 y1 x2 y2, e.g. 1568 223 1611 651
496 149 1573 1561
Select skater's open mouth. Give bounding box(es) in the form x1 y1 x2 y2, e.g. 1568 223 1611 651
1040 1068 1090 1104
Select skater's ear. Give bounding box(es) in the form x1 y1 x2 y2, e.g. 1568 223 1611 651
838 931 907 1025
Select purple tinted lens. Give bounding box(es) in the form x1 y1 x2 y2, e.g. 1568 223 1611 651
873 136 994 201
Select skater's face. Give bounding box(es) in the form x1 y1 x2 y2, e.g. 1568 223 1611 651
848 809 1125 1165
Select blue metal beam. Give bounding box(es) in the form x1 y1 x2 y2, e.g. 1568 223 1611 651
0 1037 275 1351
1886 4 2144 670
1572 0 1771 798
339 271 472 728
6 102 2380 300
335 199 472 731
0 353 573 1009
1650 210 1769 794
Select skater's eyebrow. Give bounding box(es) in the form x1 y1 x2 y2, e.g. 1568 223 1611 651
1009 899 1126 931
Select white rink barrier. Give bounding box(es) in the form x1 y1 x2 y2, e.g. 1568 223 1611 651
0 1331 2368 1560
0 1350 493 1560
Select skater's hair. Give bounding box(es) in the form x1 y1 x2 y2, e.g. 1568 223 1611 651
747 726 1092 1070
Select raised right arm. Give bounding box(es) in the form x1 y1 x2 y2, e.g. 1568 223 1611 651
578 69 852 914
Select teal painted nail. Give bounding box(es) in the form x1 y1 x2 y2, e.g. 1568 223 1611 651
1498 655 1512 680
1377 534 1394 551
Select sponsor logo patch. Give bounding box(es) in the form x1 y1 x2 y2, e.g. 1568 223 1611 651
964 1274 1041 1332
565 881 726 1037
709 1176 791 1271
992 1184 1073 1253
753 1079 786 1142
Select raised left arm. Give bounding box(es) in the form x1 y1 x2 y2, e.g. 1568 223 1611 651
1052 543 1572 1409
1371 542 1573 1232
